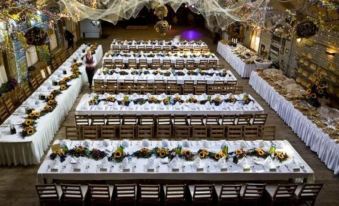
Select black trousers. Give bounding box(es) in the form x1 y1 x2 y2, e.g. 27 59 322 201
86 67 95 88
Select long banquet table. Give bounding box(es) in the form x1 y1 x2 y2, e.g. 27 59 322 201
75 93 264 116
93 68 237 85
0 44 103 166
111 39 208 50
37 139 314 184
217 42 267 78
249 71 339 175
103 52 219 64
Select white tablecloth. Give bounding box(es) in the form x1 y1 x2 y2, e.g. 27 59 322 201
103 52 219 64
93 68 237 85
217 42 256 78
75 93 264 116
111 39 208 50
37 139 314 183
0 44 103 166
249 71 339 175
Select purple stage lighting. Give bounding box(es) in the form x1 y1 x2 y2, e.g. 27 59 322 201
181 29 202 40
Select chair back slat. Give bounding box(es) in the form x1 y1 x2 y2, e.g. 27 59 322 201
243 183 265 200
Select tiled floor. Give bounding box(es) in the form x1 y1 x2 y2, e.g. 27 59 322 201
0 26 338 206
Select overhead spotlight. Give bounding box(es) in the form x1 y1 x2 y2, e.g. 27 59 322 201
91 20 101 26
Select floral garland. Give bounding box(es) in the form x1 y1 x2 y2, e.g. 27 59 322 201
88 94 253 107
21 63 82 137
101 68 231 77
49 144 289 163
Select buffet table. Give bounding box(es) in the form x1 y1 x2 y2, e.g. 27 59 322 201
93 68 237 85
0 44 103 166
37 139 314 184
249 71 339 175
75 93 264 116
217 42 270 78
103 51 219 64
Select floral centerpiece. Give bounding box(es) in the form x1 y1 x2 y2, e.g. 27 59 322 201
212 95 223 106
27 110 40 120
162 97 171 105
68 146 90 157
109 146 125 162
133 148 153 158
247 148 270 158
89 95 100 105
90 149 107 160
155 147 169 158
49 144 68 162
242 94 252 105
274 151 289 162
187 96 198 103
180 148 194 161
148 96 160 104
226 94 237 103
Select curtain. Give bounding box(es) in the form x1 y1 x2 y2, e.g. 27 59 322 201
49 30 58 51
250 28 261 52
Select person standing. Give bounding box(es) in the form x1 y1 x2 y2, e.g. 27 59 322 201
64 29 74 49
85 50 96 90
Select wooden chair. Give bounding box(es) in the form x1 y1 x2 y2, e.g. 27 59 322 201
234 85 243 94
195 81 207 95
240 183 265 205
36 184 61 206
128 59 137 68
114 184 137 206
226 125 243 139
120 125 136 139
138 184 161 206
295 184 323 206
182 80 195 94
236 114 253 125
0 103 10 123
215 184 241 205
221 115 236 125
2 96 15 113
75 115 90 126
260 125 276 140
252 113 268 125
15 87 26 105
93 80 106 93
36 73 44 85
82 126 99 139
22 82 33 97
106 79 118 93
106 115 121 125
114 59 124 69
103 59 114 69
167 81 181 94
118 83 131 94
243 126 260 140
173 115 190 139
100 125 118 139
137 115 154 139
88 184 112 206
164 184 187 206
155 115 172 139
60 184 87 206
65 126 80 139
30 77 39 90
189 185 215 205
206 115 224 138
225 81 237 93
190 115 207 139
265 184 297 206
91 115 106 125
154 80 167 94
139 59 148 69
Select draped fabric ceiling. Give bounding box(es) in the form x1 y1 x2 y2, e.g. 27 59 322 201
60 0 269 30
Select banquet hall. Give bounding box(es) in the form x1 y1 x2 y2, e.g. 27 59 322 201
0 0 338 206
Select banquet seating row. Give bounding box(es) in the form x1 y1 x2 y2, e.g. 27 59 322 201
111 45 210 53
67 124 275 140
51 47 77 71
36 183 323 206
70 114 270 139
103 59 219 70
0 82 34 124
93 80 240 95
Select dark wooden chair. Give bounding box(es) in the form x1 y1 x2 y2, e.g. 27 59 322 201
36 184 61 206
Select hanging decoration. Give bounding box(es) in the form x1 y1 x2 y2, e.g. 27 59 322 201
296 20 319 38
24 27 48 45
